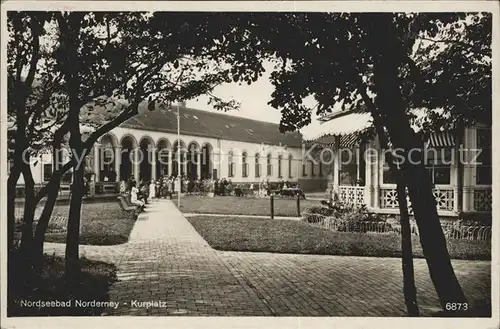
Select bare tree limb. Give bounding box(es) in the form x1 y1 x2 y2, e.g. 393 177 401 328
24 16 42 92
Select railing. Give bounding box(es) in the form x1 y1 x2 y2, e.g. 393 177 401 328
440 225 491 241
380 187 455 211
337 186 365 206
303 213 491 241
380 187 411 209
97 182 119 194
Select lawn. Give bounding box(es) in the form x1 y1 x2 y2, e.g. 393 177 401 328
8 250 117 316
177 195 318 217
15 201 137 245
187 216 491 260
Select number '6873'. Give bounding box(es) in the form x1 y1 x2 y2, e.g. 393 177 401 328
445 303 468 311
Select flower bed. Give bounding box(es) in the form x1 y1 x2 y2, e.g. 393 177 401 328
302 200 389 233
302 200 492 241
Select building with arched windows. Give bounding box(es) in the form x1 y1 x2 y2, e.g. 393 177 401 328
13 103 329 194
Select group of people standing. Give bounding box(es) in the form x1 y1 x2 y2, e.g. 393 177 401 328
213 178 234 196
118 174 305 207
119 174 194 209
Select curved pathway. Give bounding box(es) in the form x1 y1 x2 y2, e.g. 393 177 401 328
44 200 491 316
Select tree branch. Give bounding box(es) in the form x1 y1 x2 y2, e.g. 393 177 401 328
420 37 490 57
26 76 64 136
24 15 42 92
421 37 471 48
83 102 140 149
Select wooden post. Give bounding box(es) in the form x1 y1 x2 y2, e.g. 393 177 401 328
270 194 274 219
296 192 301 217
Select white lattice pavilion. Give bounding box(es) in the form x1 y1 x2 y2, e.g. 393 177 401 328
304 109 492 218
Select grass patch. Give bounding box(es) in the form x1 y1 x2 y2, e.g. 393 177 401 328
177 195 317 217
187 216 491 260
15 201 137 246
8 250 118 316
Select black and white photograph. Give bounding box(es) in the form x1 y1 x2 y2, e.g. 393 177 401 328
1 1 498 328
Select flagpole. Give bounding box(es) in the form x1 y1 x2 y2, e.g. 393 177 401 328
177 103 181 207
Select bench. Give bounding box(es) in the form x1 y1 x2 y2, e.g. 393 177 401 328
117 195 140 219
234 187 255 197
280 188 306 199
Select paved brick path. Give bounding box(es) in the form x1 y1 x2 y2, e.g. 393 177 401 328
44 200 491 316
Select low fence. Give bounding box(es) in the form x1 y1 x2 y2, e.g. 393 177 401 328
303 213 492 241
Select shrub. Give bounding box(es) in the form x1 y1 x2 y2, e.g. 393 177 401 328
301 212 326 224
303 205 333 217
302 200 388 232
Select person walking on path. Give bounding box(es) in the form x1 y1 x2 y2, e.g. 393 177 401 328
149 180 156 202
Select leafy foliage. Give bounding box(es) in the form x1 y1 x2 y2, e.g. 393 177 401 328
210 13 491 134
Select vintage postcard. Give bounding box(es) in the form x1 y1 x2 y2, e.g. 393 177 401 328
1 1 498 329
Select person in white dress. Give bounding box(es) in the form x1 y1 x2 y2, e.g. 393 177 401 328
119 180 127 194
148 180 156 202
130 182 145 209
174 176 181 193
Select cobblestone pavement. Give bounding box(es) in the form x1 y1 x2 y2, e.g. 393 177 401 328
44 200 491 316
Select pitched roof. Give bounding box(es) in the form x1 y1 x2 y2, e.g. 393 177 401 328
120 104 303 148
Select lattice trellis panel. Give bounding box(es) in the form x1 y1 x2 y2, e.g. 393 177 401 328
474 189 492 211
338 186 365 205
380 188 412 211
381 187 454 212
433 189 455 211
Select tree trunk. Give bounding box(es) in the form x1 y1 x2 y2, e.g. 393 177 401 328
32 142 67 270
355 75 420 316
455 120 465 214
375 121 420 316
65 166 84 289
7 166 21 251
371 17 468 312
396 181 420 316
32 178 62 271
59 13 87 292
405 166 468 309
19 162 36 254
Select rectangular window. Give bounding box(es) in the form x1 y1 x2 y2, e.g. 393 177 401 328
382 148 452 185
382 166 397 184
319 162 323 176
242 163 249 178
476 128 492 185
228 163 235 177
311 160 315 176
255 163 260 177
267 158 272 176
425 148 452 185
288 157 293 178
278 158 282 178
43 163 53 182
339 149 357 185
302 161 307 176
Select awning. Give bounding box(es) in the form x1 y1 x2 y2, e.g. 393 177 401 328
340 132 363 149
310 134 337 147
303 112 373 141
306 130 367 149
303 109 455 149
427 131 455 148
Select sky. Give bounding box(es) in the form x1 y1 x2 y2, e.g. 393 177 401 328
186 61 323 139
